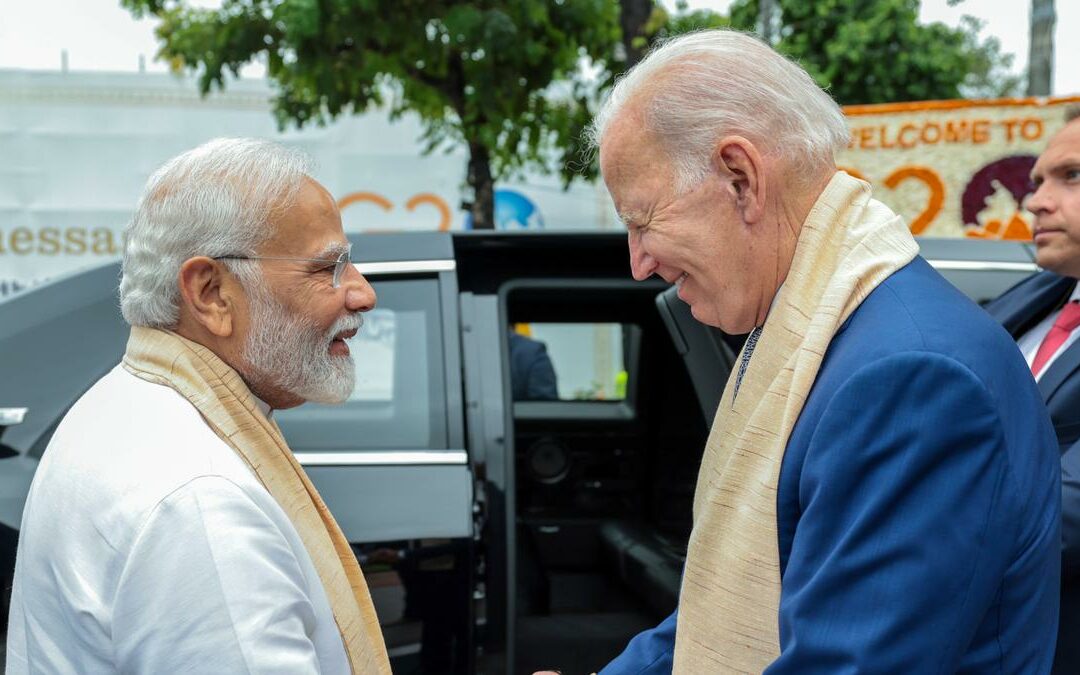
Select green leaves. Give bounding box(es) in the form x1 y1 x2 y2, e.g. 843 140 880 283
122 0 627 228
124 0 1016 229
273 0 320 43
726 0 1019 105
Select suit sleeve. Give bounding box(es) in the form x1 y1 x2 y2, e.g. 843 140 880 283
525 342 559 400
598 610 677 675
765 352 1054 674
112 476 325 674
1062 439 1080 577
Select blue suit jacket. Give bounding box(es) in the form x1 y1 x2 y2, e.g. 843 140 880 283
508 332 559 401
984 270 1080 674
602 257 1061 674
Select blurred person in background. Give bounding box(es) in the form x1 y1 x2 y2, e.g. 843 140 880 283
984 104 1080 674
508 325 559 401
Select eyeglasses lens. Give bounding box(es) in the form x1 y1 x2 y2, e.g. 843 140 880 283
333 251 351 288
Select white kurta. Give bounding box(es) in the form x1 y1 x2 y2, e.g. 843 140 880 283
5 365 351 674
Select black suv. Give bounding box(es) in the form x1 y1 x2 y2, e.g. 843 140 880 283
0 232 1037 673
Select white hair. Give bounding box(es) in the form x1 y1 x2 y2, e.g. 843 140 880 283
119 137 311 327
588 29 850 191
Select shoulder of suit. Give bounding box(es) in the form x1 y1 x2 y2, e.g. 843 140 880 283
1021 270 1074 294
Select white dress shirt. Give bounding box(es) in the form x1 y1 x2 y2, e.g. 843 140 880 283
1017 285 1080 380
6 365 350 674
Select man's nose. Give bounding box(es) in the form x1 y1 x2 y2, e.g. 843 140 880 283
341 264 377 312
1026 183 1053 217
628 233 657 281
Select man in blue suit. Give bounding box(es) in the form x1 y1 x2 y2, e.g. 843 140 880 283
559 30 1061 674
508 329 559 401
984 105 1080 674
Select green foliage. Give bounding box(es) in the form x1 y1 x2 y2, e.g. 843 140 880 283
120 0 1021 223
657 0 730 40
120 0 621 227
727 0 1021 105
955 15 1023 98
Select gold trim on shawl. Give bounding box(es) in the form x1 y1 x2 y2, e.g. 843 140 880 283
123 327 391 674
673 171 919 672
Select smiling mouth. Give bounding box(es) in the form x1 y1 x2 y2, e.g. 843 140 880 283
328 327 358 356
676 272 689 287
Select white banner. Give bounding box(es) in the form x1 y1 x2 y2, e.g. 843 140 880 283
0 70 614 299
7 70 1076 302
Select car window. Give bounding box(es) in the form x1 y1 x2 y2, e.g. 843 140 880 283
512 323 633 401
276 278 447 450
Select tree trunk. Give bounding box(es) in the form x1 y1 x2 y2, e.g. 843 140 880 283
620 0 653 67
467 141 495 230
758 0 780 45
1026 0 1055 96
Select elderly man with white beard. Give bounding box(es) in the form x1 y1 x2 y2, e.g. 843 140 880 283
5 138 391 674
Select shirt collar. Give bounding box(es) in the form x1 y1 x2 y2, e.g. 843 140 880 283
759 282 784 329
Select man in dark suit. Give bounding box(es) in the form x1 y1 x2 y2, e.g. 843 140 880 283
984 104 1080 674
508 329 559 401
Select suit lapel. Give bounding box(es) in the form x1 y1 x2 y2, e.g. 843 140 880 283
1003 276 1077 338
1039 338 1080 403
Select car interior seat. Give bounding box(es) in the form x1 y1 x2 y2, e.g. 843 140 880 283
599 286 745 617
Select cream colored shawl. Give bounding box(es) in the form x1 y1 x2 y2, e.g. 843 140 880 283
123 327 392 675
673 171 919 672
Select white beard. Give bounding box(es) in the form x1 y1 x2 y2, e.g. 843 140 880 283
242 283 360 404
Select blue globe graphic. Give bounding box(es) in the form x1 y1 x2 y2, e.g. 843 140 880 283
464 189 544 230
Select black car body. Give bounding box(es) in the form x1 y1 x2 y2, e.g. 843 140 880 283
0 232 1038 673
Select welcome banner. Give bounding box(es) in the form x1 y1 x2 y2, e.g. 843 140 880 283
1 72 1078 302
837 96 1080 240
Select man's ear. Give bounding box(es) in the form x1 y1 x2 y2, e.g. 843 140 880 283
712 136 765 225
177 257 236 338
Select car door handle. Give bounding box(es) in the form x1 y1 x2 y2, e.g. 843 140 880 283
0 408 27 426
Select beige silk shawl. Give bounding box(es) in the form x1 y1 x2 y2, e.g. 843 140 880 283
123 326 392 675
672 171 919 673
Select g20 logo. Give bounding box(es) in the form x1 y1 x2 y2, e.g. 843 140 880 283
337 192 453 231
839 156 1038 241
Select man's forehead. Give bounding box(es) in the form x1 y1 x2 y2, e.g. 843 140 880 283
1034 122 1080 176
601 149 645 223
263 178 345 254
1048 120 1080 155
603 144 671 229
306 175 339 204
598 132 629 180
599 103 651 164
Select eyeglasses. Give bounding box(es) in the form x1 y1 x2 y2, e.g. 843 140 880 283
214 243 353 288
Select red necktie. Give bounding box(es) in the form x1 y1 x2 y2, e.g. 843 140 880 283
1031 301 1080 377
